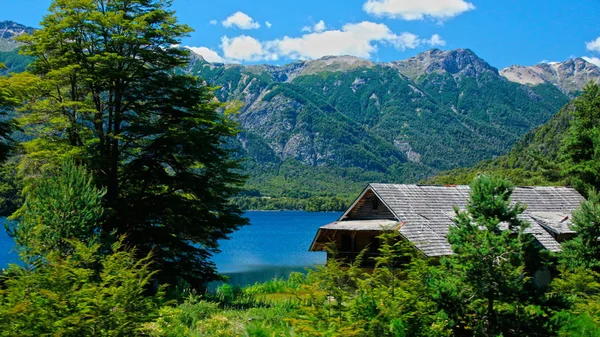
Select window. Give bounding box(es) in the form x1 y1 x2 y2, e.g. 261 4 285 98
372 198 379 210
341 234 353 252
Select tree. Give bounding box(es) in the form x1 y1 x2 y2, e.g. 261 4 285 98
0 65 17 163
552 190 600 334
561 83 600 195
16 0 247 285
560 190 600 270
442 175 547 336
0 237 163 337
9 158 105 256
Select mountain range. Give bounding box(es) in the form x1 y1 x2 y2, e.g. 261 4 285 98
183 48 598 205
1 20 600 208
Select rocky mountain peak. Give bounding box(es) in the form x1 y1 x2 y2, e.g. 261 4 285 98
500 58 600 96
0 21 35 52
0 21 34 40
388 48 498 80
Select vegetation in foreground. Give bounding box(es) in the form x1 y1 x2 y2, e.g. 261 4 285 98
3 170 600 336
1 0 600 336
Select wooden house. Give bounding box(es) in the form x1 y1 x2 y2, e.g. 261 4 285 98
309 184 585 266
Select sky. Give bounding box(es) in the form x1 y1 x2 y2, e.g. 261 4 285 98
2 0 600 69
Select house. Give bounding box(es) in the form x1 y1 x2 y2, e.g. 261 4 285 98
309 184 585 266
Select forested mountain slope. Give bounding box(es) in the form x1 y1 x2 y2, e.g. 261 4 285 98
427 103 574 186
184 49 586 208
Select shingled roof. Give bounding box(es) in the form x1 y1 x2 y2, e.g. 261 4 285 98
310 184 585 256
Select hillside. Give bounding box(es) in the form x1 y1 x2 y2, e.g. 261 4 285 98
426 103 574 186
0 21 35 74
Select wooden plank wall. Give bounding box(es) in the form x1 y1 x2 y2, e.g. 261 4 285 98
346 190 396 220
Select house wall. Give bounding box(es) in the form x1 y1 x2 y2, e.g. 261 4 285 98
329 231 382 267
346 190 396 220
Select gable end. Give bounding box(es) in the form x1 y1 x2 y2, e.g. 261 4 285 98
341 189 396 220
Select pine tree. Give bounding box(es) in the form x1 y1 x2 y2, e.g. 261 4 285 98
9 158 105 256
15 0 247 285
561 83 600 196
443 175 547 336
560 190 600 270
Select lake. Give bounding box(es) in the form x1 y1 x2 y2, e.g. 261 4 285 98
0 211 342 286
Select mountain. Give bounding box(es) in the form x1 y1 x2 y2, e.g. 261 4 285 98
501 58 600 96
0 21 34 52
426 103 574 186
0 21 35 74
182 48 580 207
385 48 498 80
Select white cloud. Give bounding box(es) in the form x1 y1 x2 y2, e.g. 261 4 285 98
222 11 260 30
302 20 327 33
583 56 600 67
265 21 272 28
314 20 326 33
540 60 560 65
274 22 431 60
221 35 278 62
423 34 446 47
209 20 217 25
194 22 445 63
185 46 224 63
363 0 475 20
586 37 600 53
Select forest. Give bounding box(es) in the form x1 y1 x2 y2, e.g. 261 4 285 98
1 0 600 336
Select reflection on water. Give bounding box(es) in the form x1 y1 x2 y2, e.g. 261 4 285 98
212 211 341 286
0 211 342 286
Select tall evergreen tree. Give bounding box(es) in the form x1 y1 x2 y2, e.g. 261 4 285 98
442 175 548 336
561 83 600 195
560 190 600 270
9 158 105 256
15 0 247 285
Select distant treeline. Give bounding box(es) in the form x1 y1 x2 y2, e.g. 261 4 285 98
233 195 350 212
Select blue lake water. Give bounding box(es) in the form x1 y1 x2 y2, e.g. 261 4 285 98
0 211 341 286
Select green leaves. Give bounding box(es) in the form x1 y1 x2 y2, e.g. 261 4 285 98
561 83 600 196
0 237 163 337
10 158 105 257
560 190 600 270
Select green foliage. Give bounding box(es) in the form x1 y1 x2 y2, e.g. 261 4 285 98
286 232 445 337
0 160 22 216
439 175 551 336
552 190 600 334
14 0 247 285
0 49 33 74
561 83 600 195
9 158 104 256
560 190 600 270
0 73 17 163
0 237 164 337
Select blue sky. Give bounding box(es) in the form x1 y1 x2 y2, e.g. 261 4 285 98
3 0 600 68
